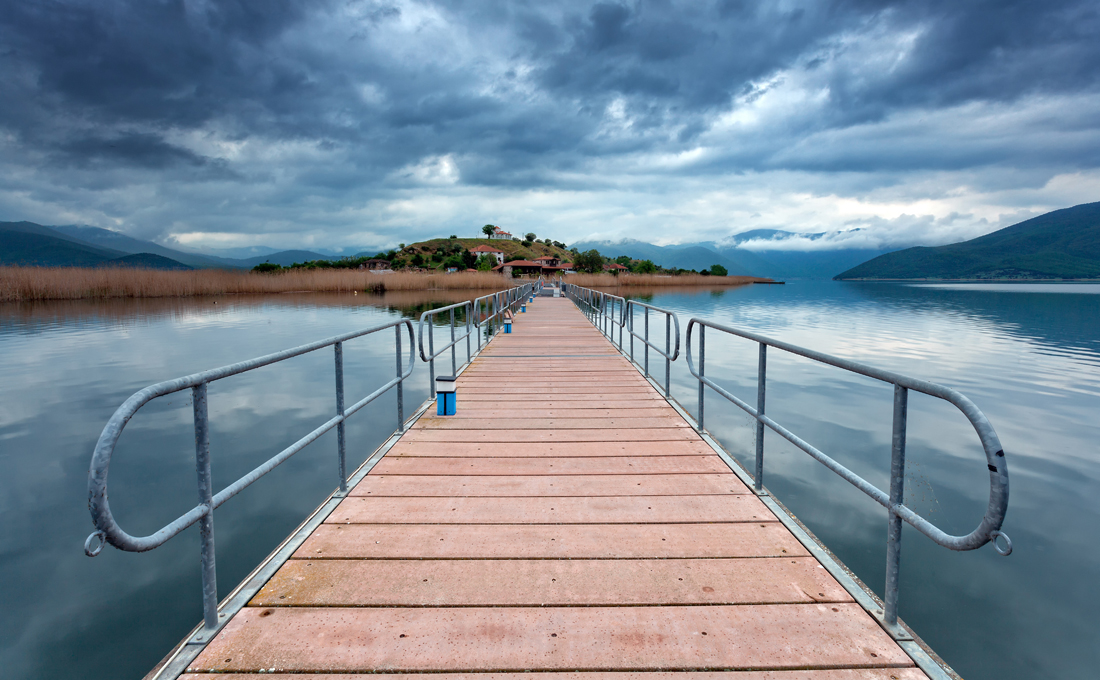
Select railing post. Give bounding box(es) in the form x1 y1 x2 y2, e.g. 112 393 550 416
697 325 705 432
428 323 436 397
755 343 766 492
884 384 908 626
644 307 650 378
464 303 471 365
618 300 623 348
629 304 635 362
334 342 347 493
395 325 404 432
192 382 218 631
449 307 457 375
665 313 671 396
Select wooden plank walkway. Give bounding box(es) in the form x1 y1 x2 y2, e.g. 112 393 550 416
181 295 927 679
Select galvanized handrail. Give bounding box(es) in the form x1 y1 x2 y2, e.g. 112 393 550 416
564 284 627 348
418 300 473 396
84 318 416 632
419 281 538 395
685 317 1012 628
625 299 680 396
563 283 680 396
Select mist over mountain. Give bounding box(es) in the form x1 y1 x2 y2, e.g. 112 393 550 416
572 232 900 279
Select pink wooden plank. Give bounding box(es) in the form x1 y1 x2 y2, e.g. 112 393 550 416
384 441 718 457
326 494 767 524
349 473 744 496
189 604 912 673
372 455 731 475
252 557 854 606
295 522 806 559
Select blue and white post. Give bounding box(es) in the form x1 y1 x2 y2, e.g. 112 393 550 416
504 310 514 333
435 375 457 415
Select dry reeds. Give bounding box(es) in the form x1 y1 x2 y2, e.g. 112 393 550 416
0 267 512 302
559 273 764 288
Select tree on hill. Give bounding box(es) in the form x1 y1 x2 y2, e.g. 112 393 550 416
525 232 536 242
482 225 496 237
709 264 728 276
573 249 605 273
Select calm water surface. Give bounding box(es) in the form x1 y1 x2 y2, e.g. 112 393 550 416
1 282 1097 679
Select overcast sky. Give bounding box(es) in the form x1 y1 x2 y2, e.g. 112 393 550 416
2 0 1098 252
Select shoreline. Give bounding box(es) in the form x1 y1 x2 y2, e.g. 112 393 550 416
1 267 770 302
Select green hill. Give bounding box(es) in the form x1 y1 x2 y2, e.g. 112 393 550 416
835 202 1100 280
397 237 572 270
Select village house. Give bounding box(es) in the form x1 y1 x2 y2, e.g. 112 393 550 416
358 259 393 271
470 244 506 264
534 255 560 267
488 227 513 240
492 259 543 276
603 263 628 272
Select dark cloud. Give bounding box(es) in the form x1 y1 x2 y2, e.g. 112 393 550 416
55 133 209 169
0 0 1097 246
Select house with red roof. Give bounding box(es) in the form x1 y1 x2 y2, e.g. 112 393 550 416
488 227 513 240
470 244 506 264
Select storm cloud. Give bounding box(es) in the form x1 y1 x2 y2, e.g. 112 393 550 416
1 0 1098 250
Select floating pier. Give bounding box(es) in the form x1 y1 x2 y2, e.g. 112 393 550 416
171 295 932 678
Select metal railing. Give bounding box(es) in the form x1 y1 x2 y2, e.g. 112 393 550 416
685 318 1012 628
624 299 680 396
419 281 538 395
563 284 679 396
84 319 416 632
565 284 627 347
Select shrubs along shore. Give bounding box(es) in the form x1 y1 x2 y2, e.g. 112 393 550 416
564 273 761 288
0 267 764 302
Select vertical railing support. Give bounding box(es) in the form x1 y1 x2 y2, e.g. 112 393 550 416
395 325 404 432
754 343 767 492
697 325 705 432
644 307 650 378
464 303 471 363
192 382 218 631
884 383 909 626
334 342 347 493
449 307 457 376
427 323 436 397
629 306 635 362
665 314 671 396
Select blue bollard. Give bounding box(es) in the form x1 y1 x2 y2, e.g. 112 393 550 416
520 304 526 313
435 376 456 415
504 321 512 333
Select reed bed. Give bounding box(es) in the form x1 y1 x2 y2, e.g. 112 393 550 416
0 267 512 302
560 273 763 288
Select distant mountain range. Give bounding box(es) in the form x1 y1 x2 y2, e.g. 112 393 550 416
835 201 1100 280
571 235 895 279
0 221 374 269
9 202 1097 279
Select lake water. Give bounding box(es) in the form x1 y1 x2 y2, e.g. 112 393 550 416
1 282 1097 679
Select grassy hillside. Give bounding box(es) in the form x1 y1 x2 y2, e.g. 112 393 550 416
396 237 573 269
836 201 1100 280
